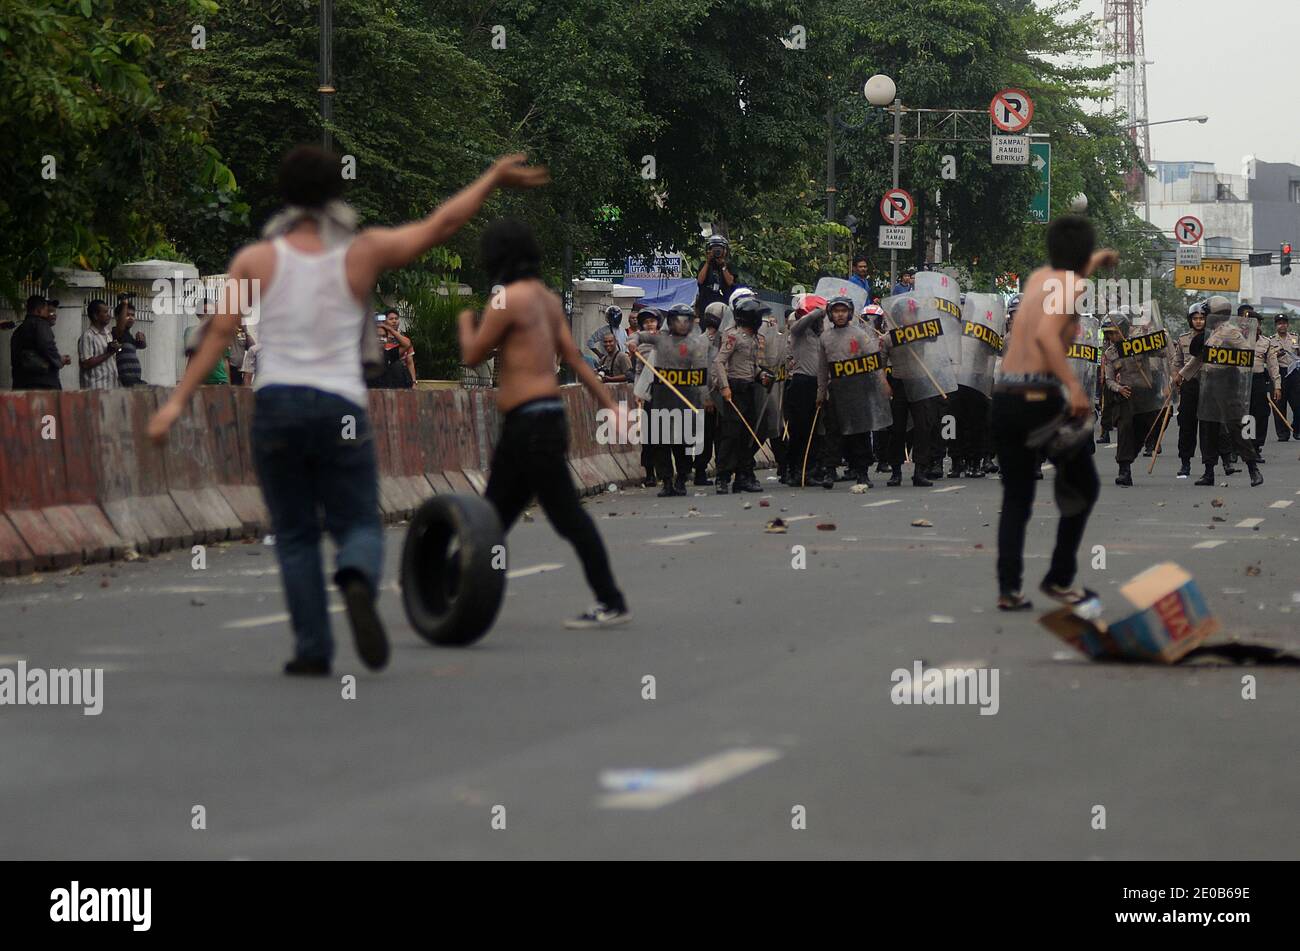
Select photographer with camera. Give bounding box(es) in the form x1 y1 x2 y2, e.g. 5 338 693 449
695 234 736 317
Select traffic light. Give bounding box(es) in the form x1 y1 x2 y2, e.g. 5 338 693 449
1282 243 1293 276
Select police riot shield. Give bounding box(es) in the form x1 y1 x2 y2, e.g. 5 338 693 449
1066 313 1101 404
914 271 964 385
648 332 710 414
1196 312 1256 425
1114 302 1171 414
957 292 1007 397
755 320 787 437
814 277 869 316
821 324 893 434
881 292 958 401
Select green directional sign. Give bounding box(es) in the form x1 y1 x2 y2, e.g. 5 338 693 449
1028 142 1051 223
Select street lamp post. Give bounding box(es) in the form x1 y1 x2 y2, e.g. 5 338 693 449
1127 116 1209 225
319 0 335 151
864 75 901 288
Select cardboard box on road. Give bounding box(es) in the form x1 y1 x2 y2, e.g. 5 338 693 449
1041 563 1220 664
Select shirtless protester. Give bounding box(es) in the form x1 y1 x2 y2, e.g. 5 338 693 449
148 147 548 675
992 215 1116 611
457 219 630 629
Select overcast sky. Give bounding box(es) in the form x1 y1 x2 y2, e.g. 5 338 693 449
1076 0 1299 172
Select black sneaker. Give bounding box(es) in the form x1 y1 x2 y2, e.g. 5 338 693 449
657 483 680 497
284 657 331 677
1249 464 1264 487
642 477 658 488
716 481 731 494
911 473 933 487
887 468 903 487
694 474 714 486
738 477 763 493
564 604 632 629
1096 432 1111 443
337 569 389 671
1115 464 1132 487
1194 466 1215 486
1176 460 1190 478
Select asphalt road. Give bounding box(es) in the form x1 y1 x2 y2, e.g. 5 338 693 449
2 439 1297 859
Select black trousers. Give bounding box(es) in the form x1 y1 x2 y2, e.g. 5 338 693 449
842 431 873 476
1099 388 1117 435
717 378 759 481
1248 374 1272 450
485 404 625 611
953 386 989 468
1279 371 1299 440
784 374 818 482
694 405 717 478
1199 419 1257 466
1115 397 1157 466
654 443 689 484
992 390 1099 596
818 399 844 470
1176 379 1200 461
640 397 657 478
888 383 938 469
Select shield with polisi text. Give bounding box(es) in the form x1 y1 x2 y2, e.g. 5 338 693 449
1197 312 1256 425
1067 313 1101 404
957 293 1007 397
882 292 958 401
1114 302 1170 414
914 271 964 383
820 323 892 434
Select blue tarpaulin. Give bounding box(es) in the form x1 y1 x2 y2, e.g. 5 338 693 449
619 277 698 310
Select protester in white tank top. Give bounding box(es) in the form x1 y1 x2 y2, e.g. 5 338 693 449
253 237 369 407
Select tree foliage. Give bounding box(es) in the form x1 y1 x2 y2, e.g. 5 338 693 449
3 0 1172 306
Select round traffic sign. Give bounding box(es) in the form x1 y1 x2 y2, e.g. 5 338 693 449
990 88 1034 133
1174 215 1204 245
880 187 915 225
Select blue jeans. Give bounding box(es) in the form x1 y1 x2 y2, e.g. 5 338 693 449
252 386 384 663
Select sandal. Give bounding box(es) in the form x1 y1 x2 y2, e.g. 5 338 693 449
1039 582 1099 607
997 592 1034 611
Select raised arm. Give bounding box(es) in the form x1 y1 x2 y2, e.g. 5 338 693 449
351 155 549 278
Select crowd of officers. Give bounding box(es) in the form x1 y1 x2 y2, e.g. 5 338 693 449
590 237 1298 498
1100 296 1296 488
593 288 1002 498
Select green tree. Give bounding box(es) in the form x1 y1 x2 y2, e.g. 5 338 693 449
0 0 237 300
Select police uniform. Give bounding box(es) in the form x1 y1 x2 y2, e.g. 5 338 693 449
1177 312 1261 480
1172 327 1200 467
1248 333 1281 454
816 320 891 483
693 324 720 483
630 325 709 495
712 325 765 492
784 307 825 486
1102 339 1158 473
1273 328 1299 440
757 319 788 478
